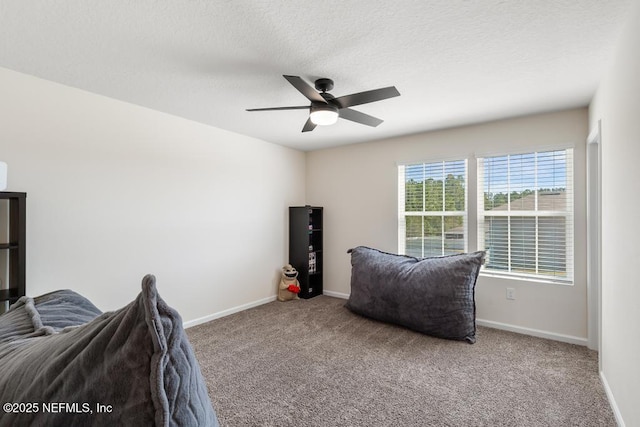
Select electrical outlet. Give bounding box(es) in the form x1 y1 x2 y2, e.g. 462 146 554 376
506 288 515 300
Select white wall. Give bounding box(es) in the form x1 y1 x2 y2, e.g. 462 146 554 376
307 108 588 341
0 67 306 321
589 1 640 424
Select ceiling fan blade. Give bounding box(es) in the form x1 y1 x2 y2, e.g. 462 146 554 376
333 86 400 108
302 117 317 132
339 108 384 127
283 75 327 104
246 106 309 112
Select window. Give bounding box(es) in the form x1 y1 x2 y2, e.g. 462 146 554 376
398 160 467 257
477 149 574 283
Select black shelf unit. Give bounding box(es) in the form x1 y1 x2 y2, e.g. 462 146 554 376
0 192 26 305
289 206 323 299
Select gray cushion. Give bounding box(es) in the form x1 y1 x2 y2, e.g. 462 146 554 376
0 275 218 426
32 289 103 330
0 289 102 342
346 247 485 343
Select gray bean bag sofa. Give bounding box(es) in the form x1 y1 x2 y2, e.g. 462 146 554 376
346 247 485 343
0 275 218 426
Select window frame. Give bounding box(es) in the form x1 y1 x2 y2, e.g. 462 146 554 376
398 159 469 258
476 149 574 284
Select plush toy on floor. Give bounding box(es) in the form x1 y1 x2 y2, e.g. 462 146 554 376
278 264 301 301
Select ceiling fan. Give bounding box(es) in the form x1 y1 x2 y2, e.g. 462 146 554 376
246 75 400 132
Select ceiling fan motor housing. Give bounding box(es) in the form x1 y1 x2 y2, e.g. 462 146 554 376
314 78 334 93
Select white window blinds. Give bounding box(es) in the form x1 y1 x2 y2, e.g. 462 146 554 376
477 149 574 283
398 160 467 257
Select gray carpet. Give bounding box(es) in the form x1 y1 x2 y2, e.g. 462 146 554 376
187 296 615 427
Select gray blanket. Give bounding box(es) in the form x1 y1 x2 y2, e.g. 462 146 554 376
0 275 218 426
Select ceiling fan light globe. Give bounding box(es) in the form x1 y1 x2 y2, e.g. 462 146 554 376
310 110 338 126
309 104 339 126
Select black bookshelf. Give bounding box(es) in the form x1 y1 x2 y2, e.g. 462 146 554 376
289 206 323 299
0 192 26 304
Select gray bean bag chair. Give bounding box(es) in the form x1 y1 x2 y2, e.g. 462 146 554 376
346 247 485 343
0 275 218 426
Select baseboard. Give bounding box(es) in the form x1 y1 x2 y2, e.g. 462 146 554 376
183 295 277 329
184 291 348 328
476 318 588 346
322 290 349 299
600 371 625 427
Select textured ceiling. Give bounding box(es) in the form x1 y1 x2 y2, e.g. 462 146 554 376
0 1 633 151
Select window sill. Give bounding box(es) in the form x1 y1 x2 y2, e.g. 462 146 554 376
479 271 573 286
